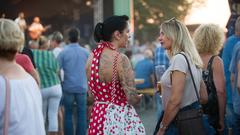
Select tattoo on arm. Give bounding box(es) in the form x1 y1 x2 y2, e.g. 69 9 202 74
86 53 94 79
118 54 136 95
98 53 112 81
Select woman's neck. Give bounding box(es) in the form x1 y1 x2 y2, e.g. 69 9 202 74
0 58 16 74
109 41 119 50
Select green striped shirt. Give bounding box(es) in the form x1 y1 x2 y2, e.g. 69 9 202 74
33 50 60 88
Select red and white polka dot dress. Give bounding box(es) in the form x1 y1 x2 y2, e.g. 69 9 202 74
88 42 127 135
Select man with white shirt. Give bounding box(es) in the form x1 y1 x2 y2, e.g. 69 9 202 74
15 12 27 33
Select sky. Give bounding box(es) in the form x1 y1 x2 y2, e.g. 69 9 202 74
185 0 231 28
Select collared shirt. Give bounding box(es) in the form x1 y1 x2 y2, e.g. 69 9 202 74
222 35 240 104
33 50 60 88
154 46 169 67
154 45 169 81
57 43 89 93
229 44 240 114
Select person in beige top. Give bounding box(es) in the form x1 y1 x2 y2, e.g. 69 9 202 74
193 23 226 134
154 18 208 135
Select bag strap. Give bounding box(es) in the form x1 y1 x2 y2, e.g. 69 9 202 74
111 52 120 102
206 55 216 71
205 55 216 85
179 53 201 104
3 76 10 135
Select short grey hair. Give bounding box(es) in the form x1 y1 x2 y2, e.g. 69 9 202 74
0 18 24 52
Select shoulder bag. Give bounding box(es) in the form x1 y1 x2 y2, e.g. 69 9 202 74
175 53 207 135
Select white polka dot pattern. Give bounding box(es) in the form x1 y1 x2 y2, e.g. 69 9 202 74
87 42 145 135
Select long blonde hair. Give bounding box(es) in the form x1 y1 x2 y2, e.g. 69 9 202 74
160 18 203 68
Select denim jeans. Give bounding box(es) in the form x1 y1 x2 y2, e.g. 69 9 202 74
226 103 234 128
63 92 87 135
233 112 240 135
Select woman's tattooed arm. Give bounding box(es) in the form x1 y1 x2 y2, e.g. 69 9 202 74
118 53 136 93
117 53 142 105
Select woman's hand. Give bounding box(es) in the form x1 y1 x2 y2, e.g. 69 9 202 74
156 129 165 135
217 119 224 134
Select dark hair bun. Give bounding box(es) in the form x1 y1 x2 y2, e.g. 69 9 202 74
94 23 104 42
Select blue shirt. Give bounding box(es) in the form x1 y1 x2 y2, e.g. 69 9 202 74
57 43 89 93
154 46 169 81
135 58 154 89
222 35 240 104
154 46 169 67
229 45 240 114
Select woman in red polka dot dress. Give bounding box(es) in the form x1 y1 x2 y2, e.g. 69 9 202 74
86 15 146 135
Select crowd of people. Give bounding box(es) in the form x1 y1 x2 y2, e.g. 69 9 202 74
1 11 240 135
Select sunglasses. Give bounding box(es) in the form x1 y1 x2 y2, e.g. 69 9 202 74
167 17 176 22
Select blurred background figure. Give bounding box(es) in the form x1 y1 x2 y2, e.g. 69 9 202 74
0 18 45 135
1 13 5 18
28 40 39 49
33 36 62 135
16 52 40 86
49 31 65 135
28 16 51 40
135 49 154 90
153 40 169 120
14 12 27 33
50 31 64 58
58 27 89 135
229 38 240 135
135 49 155 109
222 16 240 134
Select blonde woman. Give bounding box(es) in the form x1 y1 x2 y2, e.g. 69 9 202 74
33 36 62 135
0 19 45 134
154 18 210 135
193 24 226 134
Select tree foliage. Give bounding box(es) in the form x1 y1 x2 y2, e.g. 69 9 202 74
134 0 205 42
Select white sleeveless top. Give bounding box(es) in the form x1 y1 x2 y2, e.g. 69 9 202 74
0 75 45 135
161 53 202 110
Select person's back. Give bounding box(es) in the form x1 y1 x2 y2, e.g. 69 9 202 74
194 23 226 134
89 47 118 82
58 42 89 92
86 15 145 135
222 16 240 132
135 50 154 89
57 27 89 135
229 45 240 135
0 18 45 135
0 74 45 135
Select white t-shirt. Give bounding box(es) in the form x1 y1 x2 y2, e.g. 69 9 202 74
53 47 63 58
0 75 45 135
14 18 27 32
161 53 202 109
